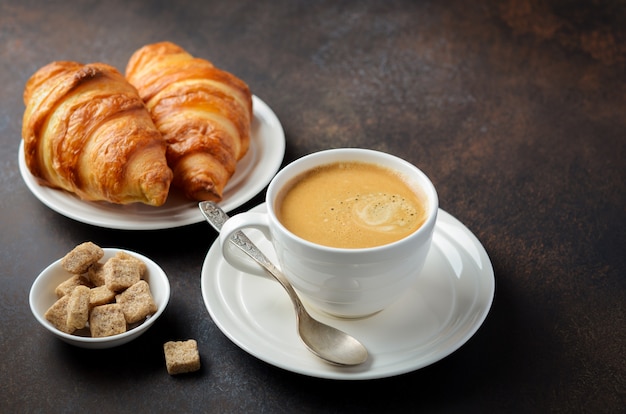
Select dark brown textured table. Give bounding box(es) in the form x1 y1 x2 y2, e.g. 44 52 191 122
1 0 624 412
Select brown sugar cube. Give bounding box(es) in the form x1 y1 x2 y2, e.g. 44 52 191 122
61 242 104 274
163 340 201 375
55 274 91 298
44 295 74 334
115 251 147 277
103 256 142 292
115 280 157 324
89 304 127 338
86 262 106 286
66 285 90 330
89 285 116 307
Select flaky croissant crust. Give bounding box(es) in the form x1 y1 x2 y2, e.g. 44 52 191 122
126 41 252 202
22 61 173 206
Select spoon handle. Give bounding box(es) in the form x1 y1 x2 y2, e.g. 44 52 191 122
198 201 305 312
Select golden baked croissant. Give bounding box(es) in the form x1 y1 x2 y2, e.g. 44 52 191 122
125 41 252 202
22 61 173 206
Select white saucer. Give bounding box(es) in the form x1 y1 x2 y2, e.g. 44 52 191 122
201 204 495 380
18 95 285 230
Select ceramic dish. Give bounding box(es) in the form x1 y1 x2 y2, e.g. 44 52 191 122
18 95 285 230
30 248 170 349
201 204 495 380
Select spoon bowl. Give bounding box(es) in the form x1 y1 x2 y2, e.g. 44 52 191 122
297 311 369 366
200 201 368 366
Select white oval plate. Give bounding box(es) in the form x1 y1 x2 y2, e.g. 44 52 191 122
18 95 285 230
201 204 495 380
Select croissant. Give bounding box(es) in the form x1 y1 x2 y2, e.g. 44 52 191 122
125 41 252 202
22 61 173 206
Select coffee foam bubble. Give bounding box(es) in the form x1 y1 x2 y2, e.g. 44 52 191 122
337 192 420 234
319 192 422 245
351 193 419 233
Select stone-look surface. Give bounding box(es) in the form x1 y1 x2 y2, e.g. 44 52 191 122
1 0 624 412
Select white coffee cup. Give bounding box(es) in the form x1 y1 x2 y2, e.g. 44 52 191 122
219 148 438 318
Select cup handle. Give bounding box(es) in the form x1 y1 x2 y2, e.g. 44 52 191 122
219 212 273 277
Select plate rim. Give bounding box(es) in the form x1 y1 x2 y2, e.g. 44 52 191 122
200 204 495 380
18 95 285 230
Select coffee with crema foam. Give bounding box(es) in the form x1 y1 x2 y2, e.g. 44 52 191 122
276 162 427 248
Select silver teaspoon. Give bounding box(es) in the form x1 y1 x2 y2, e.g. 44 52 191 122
199 201 368 366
